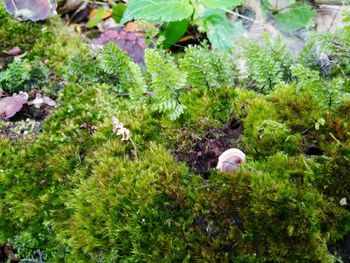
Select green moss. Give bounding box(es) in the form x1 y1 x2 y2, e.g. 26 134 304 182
268 84 323 132
0 4 52 52
60 144 199 262
1 9 350 262
0 4 86 77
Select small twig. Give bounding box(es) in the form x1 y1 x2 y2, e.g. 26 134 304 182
328 8 341 33
175 85 193 92
329 132 342 146
81 0 107 5
130 138 138 159
223 8 266 26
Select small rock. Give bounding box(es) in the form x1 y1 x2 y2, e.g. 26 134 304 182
340 197 347 206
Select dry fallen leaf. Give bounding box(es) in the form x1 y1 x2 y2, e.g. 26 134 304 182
3 0 57 21
111 116 138 158
28 93 57 108
0 92 28 119
340 197 347 206
57 0 83 14
112 116 131 141
92 28 147 64
3 244 18 261
43 96 57 107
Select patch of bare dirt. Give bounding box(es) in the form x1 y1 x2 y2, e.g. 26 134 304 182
329 233 350 262
175 116 243 178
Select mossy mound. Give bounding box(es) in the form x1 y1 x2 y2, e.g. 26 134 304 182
1 83 349 262
0 3 85 76
1 7 350 263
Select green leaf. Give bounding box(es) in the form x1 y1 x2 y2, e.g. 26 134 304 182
201 8 234 51
201 0 243 8
112 3 127 24
86 8 106 28
274 2 316 32
121 0 193 24
160 20 189 49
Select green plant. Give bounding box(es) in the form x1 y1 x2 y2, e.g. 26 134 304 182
66 43 237 120
0 59 31 92
120 0 244 51
180 43 236 90
242 34 294 93
0 59 49 92
291 64 347 109
262 1 316 32
145 49 187 120
3 5 350 262
0 3 52 52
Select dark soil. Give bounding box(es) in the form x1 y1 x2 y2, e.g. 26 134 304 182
329 233 350 262
10 90 55 121
0 244 18 263
1 91 55 140
175 116 243 178
10 103 51 121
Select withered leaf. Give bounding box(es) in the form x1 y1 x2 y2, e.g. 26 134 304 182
92 28 146 64
0 92 28 119
3 0 57 21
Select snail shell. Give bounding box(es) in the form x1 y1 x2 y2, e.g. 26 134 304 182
217 148 246 173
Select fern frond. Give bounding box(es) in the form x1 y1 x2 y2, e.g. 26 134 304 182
145 49 186 120
98 43 146 94
180 45 235 90
242 34 293 93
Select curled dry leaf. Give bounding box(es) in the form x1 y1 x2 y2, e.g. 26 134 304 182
92 28 147 64
0 47 24 69
43 96 57 107
3 0 57 21
80 122 97 135
112 116 131 141
3 244 18 261
340 197 347 206
27 93 57 108
57 0 83 14
217 148 246 173
2 47 23 57
0 92 28 119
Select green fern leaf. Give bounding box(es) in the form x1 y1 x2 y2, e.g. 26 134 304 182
121 0 194 24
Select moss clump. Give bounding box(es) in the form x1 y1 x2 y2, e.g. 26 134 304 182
0 4 53 53
1 10 350 263
0 4 86 77
61 144 199 262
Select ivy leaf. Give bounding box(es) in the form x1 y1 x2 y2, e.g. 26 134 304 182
274 2 316 32
112 3 127 24
3 0 57 21
120 0 193 24
160 20 189 49
201 0 243 8
201 8 234 51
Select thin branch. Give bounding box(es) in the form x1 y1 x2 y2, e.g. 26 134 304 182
223 8 266 26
